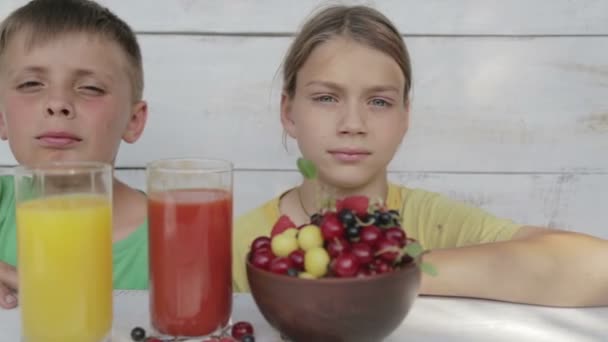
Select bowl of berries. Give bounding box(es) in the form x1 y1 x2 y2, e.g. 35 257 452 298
246 161 435 342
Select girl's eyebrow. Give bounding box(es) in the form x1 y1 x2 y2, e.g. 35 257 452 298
305 80 399 93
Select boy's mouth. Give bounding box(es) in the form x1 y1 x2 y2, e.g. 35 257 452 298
36 132 82 148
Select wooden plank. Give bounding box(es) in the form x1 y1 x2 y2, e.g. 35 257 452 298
2 0 607 35
115 169 608 239
3 35 604 172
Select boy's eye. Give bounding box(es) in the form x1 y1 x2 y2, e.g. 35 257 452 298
79 86 105 95
370 98 390 107
17 81 43 90
314 95 337 103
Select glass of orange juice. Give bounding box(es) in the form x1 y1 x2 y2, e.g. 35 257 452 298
14 162 113 342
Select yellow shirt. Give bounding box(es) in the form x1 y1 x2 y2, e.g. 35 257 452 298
233 183 522 292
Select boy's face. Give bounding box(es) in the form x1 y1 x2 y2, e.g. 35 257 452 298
281 36 409 189
0 32 147 166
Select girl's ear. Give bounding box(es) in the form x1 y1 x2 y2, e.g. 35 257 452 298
281 92 297 139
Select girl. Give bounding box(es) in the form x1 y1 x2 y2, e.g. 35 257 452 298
233 5 608 307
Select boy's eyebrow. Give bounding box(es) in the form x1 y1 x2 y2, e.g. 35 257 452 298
7 66 114 81
73 68 115 82
7 66 47 77
304 80 400 93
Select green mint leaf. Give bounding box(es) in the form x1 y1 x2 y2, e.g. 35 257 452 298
420 262 438 277
297 158 317 179
404 241 424 259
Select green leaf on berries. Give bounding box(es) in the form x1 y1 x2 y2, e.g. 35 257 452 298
420 261 438 277
297 158 317 179
404 241 424 259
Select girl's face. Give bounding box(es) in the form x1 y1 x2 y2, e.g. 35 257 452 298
281 36 409 189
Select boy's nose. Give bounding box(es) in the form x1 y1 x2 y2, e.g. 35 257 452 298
45 100 75 119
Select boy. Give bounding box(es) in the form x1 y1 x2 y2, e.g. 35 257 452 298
0 0 149 309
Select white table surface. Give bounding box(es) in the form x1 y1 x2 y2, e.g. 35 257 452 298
1 291 606 341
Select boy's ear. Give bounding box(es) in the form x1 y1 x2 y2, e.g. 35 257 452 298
0 112 8 140
122 101 148 143
280 92 297 139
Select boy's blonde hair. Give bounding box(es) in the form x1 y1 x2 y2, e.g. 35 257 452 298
0 0 143 101
282 5 412 102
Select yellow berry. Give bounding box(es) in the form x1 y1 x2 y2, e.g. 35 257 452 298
298 272 316 279
271 233 299 257
297 225 323 251
304 247 330 278
282 228 299 239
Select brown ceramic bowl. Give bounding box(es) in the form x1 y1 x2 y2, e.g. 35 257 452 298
246 260 421 342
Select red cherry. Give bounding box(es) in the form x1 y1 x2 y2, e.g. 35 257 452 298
360 225 382 247
251 236 271 251
288 249 305 270
331 252 360 277
376 238 401 263
250 248 274 270
231 321 254 340
269 257 294 275
371 259 393 274
326 237 351 258
320 213 345 241
385 227 406 247
351 242 373 265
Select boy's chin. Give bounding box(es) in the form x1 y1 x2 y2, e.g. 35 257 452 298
18 152 110 166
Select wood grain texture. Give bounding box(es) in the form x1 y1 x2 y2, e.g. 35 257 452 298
2 0 607 35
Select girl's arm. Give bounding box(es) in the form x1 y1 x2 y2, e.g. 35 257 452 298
419 227 608 307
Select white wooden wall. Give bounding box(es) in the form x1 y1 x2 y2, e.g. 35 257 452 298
0 1 606 238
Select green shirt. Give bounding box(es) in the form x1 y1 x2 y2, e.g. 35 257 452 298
0 175 149 289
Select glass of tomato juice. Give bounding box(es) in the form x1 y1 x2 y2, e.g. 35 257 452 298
146 158 233 338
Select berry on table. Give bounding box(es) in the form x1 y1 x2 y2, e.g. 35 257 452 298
130 326 146 341
241 335 256 342
231 321 254 340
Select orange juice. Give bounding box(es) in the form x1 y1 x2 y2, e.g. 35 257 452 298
17 194 112 342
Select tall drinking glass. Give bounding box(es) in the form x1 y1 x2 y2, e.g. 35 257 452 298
147 158 233 338
14 162 113 342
